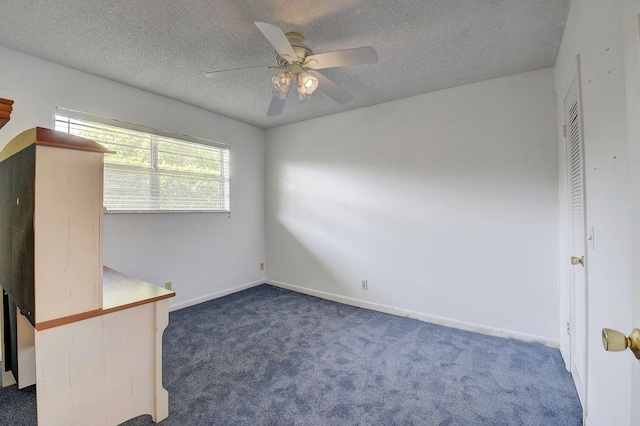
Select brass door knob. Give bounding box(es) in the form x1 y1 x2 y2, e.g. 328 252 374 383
570 256 584 266
602 328 640 359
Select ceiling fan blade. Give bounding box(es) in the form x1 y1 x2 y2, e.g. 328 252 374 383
205 65 270 78
255 22 297 64
303 46 378 70
267 94 287 116
307 70 353 105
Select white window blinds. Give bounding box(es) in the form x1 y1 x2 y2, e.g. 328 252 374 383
55 110 230 213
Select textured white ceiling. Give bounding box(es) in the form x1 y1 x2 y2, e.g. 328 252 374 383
0 0 569 129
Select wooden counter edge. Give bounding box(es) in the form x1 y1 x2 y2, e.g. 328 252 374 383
34 267 175 331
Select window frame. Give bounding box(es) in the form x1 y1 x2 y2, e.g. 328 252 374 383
55 108 230 214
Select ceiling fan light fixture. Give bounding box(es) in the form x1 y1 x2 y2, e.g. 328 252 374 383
272 71 292 100
296 72 319 102
207 22 378 116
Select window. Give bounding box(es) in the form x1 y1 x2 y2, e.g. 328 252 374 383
55 110 230 213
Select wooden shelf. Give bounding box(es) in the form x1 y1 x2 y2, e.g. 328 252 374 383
0 98 14 130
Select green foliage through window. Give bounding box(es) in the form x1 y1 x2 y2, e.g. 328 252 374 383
55 114 230 212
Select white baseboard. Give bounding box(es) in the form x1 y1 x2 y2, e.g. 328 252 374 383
266 279 559 348
169 280 264 312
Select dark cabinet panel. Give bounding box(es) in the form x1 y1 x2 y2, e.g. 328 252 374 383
1 145 36 326
2 290 15 377
2 290 18 381
11 145 35 233
0 159 11 294
11 229 34 324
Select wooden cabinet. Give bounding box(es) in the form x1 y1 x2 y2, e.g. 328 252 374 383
0 128 175 425
0 128 107 326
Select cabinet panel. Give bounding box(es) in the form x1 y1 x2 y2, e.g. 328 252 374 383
16 309 35 388
1 289 35 388
11 228 34 324
33 146 103 322
0 288 17 387
9 145 35 326
0 160 11 293
6 293 18 383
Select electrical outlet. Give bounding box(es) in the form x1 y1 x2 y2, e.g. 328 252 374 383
260 262 265 271
361 280 368 290
165 281 173 291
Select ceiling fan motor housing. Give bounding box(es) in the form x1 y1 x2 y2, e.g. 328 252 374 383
275 32 313 67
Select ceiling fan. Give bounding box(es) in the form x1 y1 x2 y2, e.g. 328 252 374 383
205 22 378 117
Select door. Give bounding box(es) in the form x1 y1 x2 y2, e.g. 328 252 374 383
596 2 640 424
623 2 640 423
564 70 588 409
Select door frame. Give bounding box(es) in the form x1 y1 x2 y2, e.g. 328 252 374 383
622 4 640 424
559 55 588 418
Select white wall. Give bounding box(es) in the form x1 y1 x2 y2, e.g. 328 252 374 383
0 46 266 310
265 69 560 343
554 0 634 424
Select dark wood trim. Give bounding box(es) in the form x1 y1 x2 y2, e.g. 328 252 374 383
34 292 176 330
35 292 175 331
35 308 104 331
0 98 13 130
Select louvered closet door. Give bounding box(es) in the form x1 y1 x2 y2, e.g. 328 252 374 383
565 74 587 408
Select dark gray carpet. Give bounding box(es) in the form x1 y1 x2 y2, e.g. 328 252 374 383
1 284 582 425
